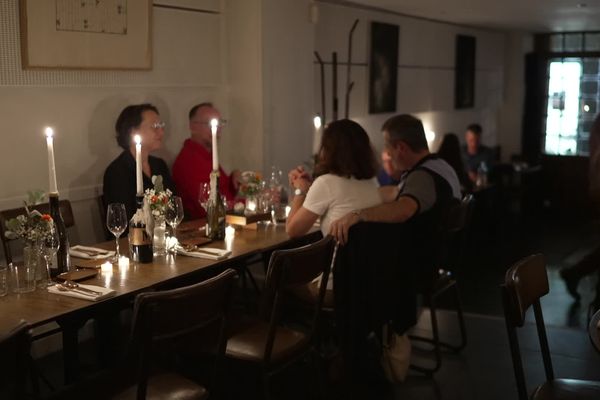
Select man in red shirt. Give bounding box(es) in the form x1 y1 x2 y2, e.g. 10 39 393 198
173 103 240 218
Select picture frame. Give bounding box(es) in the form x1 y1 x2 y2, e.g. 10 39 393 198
454 35 476 109
368 21 399 114
19 0 152 70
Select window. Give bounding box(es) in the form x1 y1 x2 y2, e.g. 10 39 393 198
542 55 600 156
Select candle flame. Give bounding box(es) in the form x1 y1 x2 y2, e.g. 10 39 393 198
45 127 54 138
313 116 322 130
134 134 141 145
210 118 219 134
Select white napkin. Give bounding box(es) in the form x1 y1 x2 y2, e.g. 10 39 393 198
48 283 116 302
176 246 231 260
70 245 115 260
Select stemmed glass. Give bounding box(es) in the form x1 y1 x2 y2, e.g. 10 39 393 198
106 203 127 262
198 183 210 213
42 224 60 286
166 196 184 252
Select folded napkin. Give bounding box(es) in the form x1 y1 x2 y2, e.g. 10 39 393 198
48 283 116 302
176 246 231 260
70 245 115 260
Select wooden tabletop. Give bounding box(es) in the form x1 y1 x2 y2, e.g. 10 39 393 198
0 222 320 333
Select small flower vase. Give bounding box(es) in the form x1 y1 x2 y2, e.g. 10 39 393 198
152 215 167 256
24 241 43 290
245 195 258 215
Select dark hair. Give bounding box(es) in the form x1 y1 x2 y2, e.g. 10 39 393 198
466 123 482 136
115 103 159 150
382 114 428 152
437 133 471 190
316 119 377 180
188 102 214 120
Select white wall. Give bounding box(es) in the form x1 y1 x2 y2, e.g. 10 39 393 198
313 2 512 156
0 1 227 251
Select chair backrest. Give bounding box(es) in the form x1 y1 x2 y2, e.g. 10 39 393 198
434 194 474 275
0 321 33 400
130 269 237 400
0 200 75 264
502 254 553 400
260 235 337 363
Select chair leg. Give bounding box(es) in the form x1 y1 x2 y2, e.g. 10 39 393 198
310 349 326 400
451 283 468 352
262 371 271 400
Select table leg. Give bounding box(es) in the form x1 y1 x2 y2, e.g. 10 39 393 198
57 318 86 384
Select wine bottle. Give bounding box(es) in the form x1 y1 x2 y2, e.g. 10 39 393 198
48 193 70 277
206 171 226 240
128 195 153 263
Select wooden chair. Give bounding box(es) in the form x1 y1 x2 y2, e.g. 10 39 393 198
0 321 38 400
503 254 600 400
0 200 75 264
225 235 337 400
409 194 473 375
116 268 237 400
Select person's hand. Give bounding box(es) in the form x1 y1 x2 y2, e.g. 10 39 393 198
231 169 242 191
288 166 311 187
329 212 360 245
468 171 477 183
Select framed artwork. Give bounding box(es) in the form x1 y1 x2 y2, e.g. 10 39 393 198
20 0 152 70
369 21 399 114
454 35 476 109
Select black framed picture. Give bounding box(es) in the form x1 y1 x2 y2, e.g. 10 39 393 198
369 22 399 114
455 35 476 109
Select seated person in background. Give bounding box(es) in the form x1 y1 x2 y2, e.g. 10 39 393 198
377 150 402 186
172 103 240 218
462 123 495 184
103 103 176 220
286 119 381 241
437 133 472 193
330 114 461 245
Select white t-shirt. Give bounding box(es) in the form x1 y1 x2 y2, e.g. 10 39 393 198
303 173 381 236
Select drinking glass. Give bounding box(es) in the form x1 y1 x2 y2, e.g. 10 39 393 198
42 224 60 286
0 264 8 296
106 203 127 262
198 183 210 213
166 196 184 251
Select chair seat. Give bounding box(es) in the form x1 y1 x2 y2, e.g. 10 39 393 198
532 378 600 399
112 372 208 400
288 281 334 309
226 320 308 364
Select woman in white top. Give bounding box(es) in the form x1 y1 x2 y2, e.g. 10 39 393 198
287 119 382 239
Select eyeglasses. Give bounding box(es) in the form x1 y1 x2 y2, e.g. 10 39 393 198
192 119 228 128
151 121 166 130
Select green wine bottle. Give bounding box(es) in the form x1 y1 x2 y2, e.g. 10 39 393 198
207 171 226 240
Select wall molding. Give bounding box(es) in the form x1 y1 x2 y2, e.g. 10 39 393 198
0 184 101 210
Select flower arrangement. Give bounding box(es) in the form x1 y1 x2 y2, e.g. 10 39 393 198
144 175 172 218
5 203 54 243
238 171 263 198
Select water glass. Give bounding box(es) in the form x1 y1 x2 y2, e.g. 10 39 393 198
0 264 7 297
10 262 35 293
198 183 210 213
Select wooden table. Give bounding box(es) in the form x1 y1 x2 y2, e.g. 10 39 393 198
589 309 600 354
0 222 320 382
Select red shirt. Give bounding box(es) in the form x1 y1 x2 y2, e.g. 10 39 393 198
172 139 236 218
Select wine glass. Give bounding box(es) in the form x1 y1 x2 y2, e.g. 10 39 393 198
198 183 210 213
166 196 184 251
106 203 127 262
42 224 60 286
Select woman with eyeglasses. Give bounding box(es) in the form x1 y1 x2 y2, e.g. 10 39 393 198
103 103 177 222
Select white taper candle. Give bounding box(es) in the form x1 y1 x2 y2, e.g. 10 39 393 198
45 127 58 194
210 118 219 171
134 134 143 195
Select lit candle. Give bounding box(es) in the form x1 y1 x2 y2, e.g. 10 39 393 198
118 256 129 268
134 134 143 194
210 118 219 171
312 115 322 154
101 261 113 272
285 205 291 218
225 225 235 239
45 127 58 194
